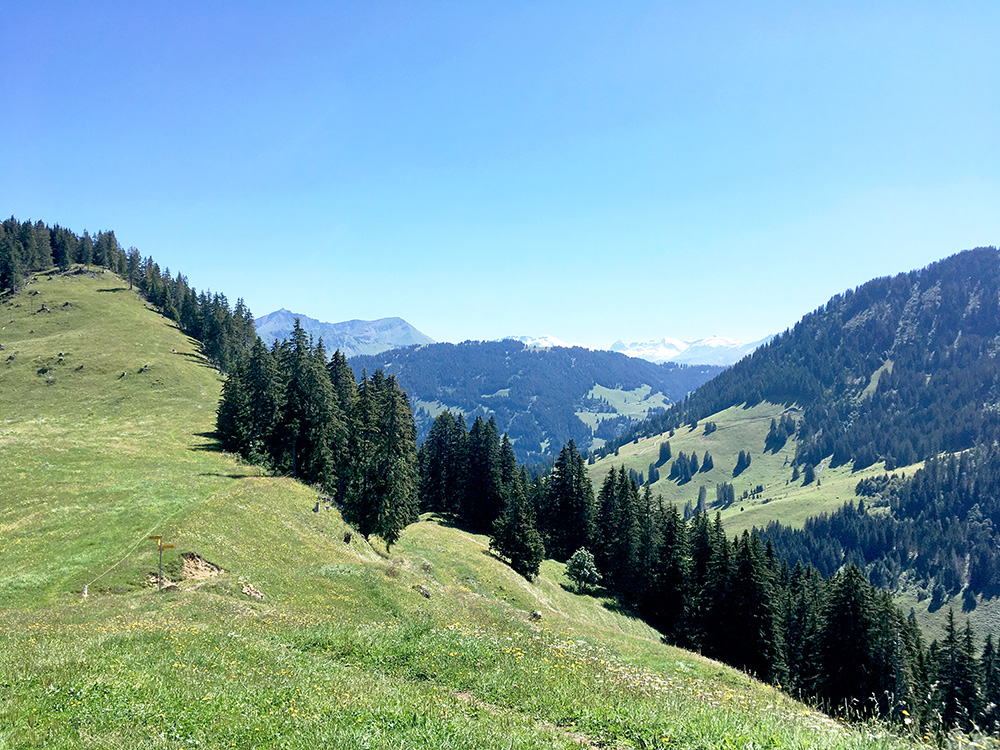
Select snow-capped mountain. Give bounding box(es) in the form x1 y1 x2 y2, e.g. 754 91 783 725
610 335 772 366
504 334 578 349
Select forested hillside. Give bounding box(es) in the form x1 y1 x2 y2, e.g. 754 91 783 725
605 247 1000 472
350 340 722 463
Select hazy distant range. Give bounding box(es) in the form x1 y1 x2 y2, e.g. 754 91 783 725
255 309 769 366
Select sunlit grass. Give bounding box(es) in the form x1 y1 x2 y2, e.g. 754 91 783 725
0 271 934 748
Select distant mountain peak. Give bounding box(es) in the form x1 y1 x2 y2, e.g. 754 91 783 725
611 335 772 366
504 334 581 349
255 310 434 359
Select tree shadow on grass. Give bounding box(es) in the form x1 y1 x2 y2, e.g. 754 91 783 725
96 287 129 293
189 430 223 453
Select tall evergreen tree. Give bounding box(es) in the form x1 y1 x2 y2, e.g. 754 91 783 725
539 440 594 561
653 502 691 644
819 564 881 715
459 416 505 533
490 453 544 580
343 370 419 548
418 411 467 515
273 321 344 488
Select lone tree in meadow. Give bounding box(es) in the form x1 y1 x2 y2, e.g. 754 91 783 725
566 547 601 593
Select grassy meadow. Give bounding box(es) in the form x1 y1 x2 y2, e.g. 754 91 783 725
589 402 922 536
0 270 935 748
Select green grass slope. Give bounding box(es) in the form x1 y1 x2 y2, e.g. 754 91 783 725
0 271 920 748
590 402 921 536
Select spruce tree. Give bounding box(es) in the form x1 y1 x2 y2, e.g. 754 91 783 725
539 440 594 561
343 371 418 548
653 502 690 644
819 564 880 715
274 322 343 488
490 458 544 580
459 416 504 533
418 411 467 515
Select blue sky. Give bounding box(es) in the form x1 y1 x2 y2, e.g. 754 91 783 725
3 2 998 348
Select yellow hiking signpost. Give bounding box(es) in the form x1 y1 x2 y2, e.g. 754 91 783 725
149 536 174 591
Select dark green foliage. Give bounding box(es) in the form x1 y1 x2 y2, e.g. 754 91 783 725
981 635 1000 733
818 565 882 714
273 324 344 487
733 450 751 477
703 421 717 435
801 462 815 485
538 440 594 561
343 370 419 548
652 502 690 644
715 482 735 508
759 444 1000 600
216 337 280 464
656 440 671 466
218 327 419 549
700 451 713 472
668 451 695 483
646 462 659 484
765 413 796 453
459 416 505 534
490 452 544 580
418 411 468 516
594 467 640 596
350 340 722 463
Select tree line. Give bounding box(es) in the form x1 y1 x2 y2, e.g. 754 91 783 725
758 444 1000 604
562 464 1000 737
413 408 998 736
0 217 254 373
217 321 419 548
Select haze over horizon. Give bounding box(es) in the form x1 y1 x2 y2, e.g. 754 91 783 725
3 2 998 348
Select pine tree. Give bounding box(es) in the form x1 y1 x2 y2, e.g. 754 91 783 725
490 456 544 579
459 416 504 533
273 322 343 488
539 440 594 561
725 532 785 683
418 411 467 515
819 564 880 715
653 502 690 644
594 467 640 596
784 564 825 700
981 634 1000 733
343 370 418 548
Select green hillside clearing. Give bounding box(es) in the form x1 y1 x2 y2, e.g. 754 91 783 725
0 271 923 748
590 402 922 535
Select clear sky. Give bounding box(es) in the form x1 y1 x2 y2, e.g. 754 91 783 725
3 2 998 348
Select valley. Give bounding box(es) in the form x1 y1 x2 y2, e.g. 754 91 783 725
0 268 923 749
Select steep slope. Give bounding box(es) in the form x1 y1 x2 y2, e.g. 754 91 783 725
0 270 915 749
593 247 1000 640
608 247 1000 470
255 308 434 357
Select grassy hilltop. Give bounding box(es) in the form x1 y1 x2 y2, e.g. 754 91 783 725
0 270 920 748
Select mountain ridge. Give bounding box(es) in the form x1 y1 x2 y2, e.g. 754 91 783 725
255 308 434 358
349 340 724 463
